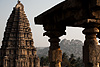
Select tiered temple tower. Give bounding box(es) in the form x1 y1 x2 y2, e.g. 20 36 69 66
0 1 40 67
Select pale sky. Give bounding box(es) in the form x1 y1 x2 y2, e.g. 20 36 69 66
0 0 85 47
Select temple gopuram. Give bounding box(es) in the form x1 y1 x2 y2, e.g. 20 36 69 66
35 0 100 67
0 1 40 67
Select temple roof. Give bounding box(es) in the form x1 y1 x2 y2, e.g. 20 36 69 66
0 2 40 67
35 0 100 28
15 1 24 10
1 1 35 50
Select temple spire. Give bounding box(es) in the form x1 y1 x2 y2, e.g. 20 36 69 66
0 1 40 67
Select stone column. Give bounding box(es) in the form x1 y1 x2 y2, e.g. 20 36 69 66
27 59 29 67
43 24 66 67
83 26 99 67
34 57 40 67
3 56 8 67
16 60 18 67
48 37 62 67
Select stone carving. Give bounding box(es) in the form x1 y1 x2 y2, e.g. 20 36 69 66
35 0 100 67
0 1 40 67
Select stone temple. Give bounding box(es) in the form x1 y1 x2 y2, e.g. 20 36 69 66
0 1 40 67
35 0 100 67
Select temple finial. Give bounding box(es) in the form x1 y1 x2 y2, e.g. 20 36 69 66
18 0 20 3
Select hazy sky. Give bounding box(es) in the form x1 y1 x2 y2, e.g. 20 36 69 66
0 0 85 47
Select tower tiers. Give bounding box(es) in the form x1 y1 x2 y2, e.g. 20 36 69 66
0 1 40 67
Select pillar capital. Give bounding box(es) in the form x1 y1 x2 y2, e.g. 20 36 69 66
43 24 66 38
83 27 99 34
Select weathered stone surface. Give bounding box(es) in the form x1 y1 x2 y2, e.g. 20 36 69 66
0 1 40 67
35 0 100 67
35 0 100 27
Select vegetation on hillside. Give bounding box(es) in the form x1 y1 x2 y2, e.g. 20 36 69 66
40 53 84 67
38 39 84 67
37 39 83 58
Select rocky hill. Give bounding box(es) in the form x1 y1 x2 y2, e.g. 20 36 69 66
36 47 49 57
36 39 84 58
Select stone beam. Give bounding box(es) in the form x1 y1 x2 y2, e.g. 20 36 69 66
35 0 100 27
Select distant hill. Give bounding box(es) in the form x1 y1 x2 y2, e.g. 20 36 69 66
36 39 84 58
36 47 49 57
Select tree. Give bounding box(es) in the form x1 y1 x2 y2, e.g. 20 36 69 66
40 57 44 67
40 53 84 67
62 53 84 67
62 52 70 67
40 56 49 67
69 54 76 67
75 57 84 67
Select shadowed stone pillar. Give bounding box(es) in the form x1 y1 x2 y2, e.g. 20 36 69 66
3 56 8 67
83 24 99 67
43 24 66 67
48 37 62 67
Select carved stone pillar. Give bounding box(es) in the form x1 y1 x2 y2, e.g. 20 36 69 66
16 60 18 67
48 37 62 67
34 57 40 67
83 26 99 67
3 56 8 67
43 24 66 67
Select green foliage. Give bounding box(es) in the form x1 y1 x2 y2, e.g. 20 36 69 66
62 53 84 67
40 56 49 67
40 53 84 67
